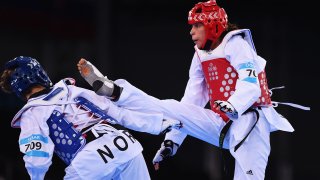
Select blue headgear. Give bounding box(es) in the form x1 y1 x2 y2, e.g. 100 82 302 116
5 56 52 99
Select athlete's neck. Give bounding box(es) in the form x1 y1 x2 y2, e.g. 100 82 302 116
209 39 221 51
25 85 46 100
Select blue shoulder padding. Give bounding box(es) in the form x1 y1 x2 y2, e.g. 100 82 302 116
43 87 63 101
74 96 117 124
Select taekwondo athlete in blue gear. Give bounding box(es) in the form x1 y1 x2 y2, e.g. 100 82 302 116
0 56 182 180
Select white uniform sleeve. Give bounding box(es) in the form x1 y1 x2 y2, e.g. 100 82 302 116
181 53 209 106
166 53 209 145
225 35 261 116
19 107 54 180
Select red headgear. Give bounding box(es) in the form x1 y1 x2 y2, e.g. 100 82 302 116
188 0 228 49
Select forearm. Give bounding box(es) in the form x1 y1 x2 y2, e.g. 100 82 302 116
164 128 187 145
228 80 260 115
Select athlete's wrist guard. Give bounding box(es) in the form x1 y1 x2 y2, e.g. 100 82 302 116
152 140 179 170
160 119 182 134
93 80 122 101
214 100 238 119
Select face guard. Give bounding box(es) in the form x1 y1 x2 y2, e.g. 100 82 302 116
188 0 228 49
4 56 52 99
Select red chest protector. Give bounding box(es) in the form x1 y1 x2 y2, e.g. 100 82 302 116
201 58 272 122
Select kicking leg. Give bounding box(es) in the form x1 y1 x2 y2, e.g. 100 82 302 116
114 79 225 146
77 59 181 135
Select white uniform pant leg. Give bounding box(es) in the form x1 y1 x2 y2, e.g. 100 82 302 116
230 110 270 180
112 153 150 180
64 153 149 180
107 102 163 135
115 79 225 147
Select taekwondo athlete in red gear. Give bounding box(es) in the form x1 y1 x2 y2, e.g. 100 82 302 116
0 56 182 180
155 1 305 179
77 1 309 179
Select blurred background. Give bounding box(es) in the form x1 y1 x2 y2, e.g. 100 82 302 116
0 0 318 179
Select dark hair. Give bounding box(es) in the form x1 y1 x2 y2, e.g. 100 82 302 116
0 68 32 99
0 69 13 93
220 22 239 40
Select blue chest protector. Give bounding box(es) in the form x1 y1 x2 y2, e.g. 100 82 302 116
46 96 117 165
47 110 86 165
